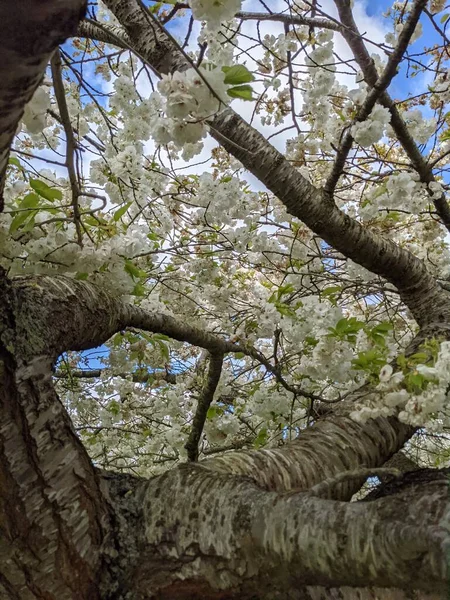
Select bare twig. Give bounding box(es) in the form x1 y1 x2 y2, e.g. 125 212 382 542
325 0 428 196
50 49 83 245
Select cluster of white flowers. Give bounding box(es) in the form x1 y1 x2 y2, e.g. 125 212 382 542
351 342 450 429
395 109 436 144
21 86 51 135
304 30 336 101
360 171 445 220
385 21 423 46
150 67 230 156
189 0 241 29
429 0 446 13
431 70 450 110
351 104 391 147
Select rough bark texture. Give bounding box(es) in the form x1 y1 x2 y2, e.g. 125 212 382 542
0 276 116 597
110 464 450 599
0 0 87 207
1 2 450 598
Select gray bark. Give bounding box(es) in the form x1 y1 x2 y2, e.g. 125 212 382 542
0 273 447 598
0 0 87 208
0 3 449 598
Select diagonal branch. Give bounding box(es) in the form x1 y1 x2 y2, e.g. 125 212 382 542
185 351 224 462
333 0 450 230
101 0 450 329
324 0 428 195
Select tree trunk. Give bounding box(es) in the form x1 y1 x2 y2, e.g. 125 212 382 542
0 274 447 598
1 2 449 598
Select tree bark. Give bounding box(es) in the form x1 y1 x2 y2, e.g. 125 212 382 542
0 3 449 598
0 0 87 207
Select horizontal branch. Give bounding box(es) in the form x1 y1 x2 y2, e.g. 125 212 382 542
236 10 341 31
131 464 448 597
55 368 177 384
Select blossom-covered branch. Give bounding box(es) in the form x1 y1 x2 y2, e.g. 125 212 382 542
334 0 450 230
102 0 450 329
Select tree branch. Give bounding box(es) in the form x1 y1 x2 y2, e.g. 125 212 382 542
101 0 450 328
0 0 87 209
235 10 341 31
185 351 224 462
308 467 402 498
334 0 450 231
55 367 177 384
324 0 428 195
129 463 448 597
50 49 83 245
77 18 131 50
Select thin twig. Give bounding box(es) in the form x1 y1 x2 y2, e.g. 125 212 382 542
325 0 428 197
50 49 83 245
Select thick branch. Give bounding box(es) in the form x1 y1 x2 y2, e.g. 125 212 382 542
125 464 448 597
101 0 450 328
77 18 131 50
8 275 415 500
0 0 87 209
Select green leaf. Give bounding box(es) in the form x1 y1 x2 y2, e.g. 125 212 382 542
113 202 132 221
149 1 163 13
75 272 89 280
222 64 254 85
254 428 268 449
10 212 34 233
124 261 145 280
227 85 254 101
371 322 393 334
322 286 341 297
132 282 146 296
157 340 170 361
8 157 21 168
29 178 62 202
207 406 218 419
9 194 40 232
21 193 40 209
440 13 449 23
